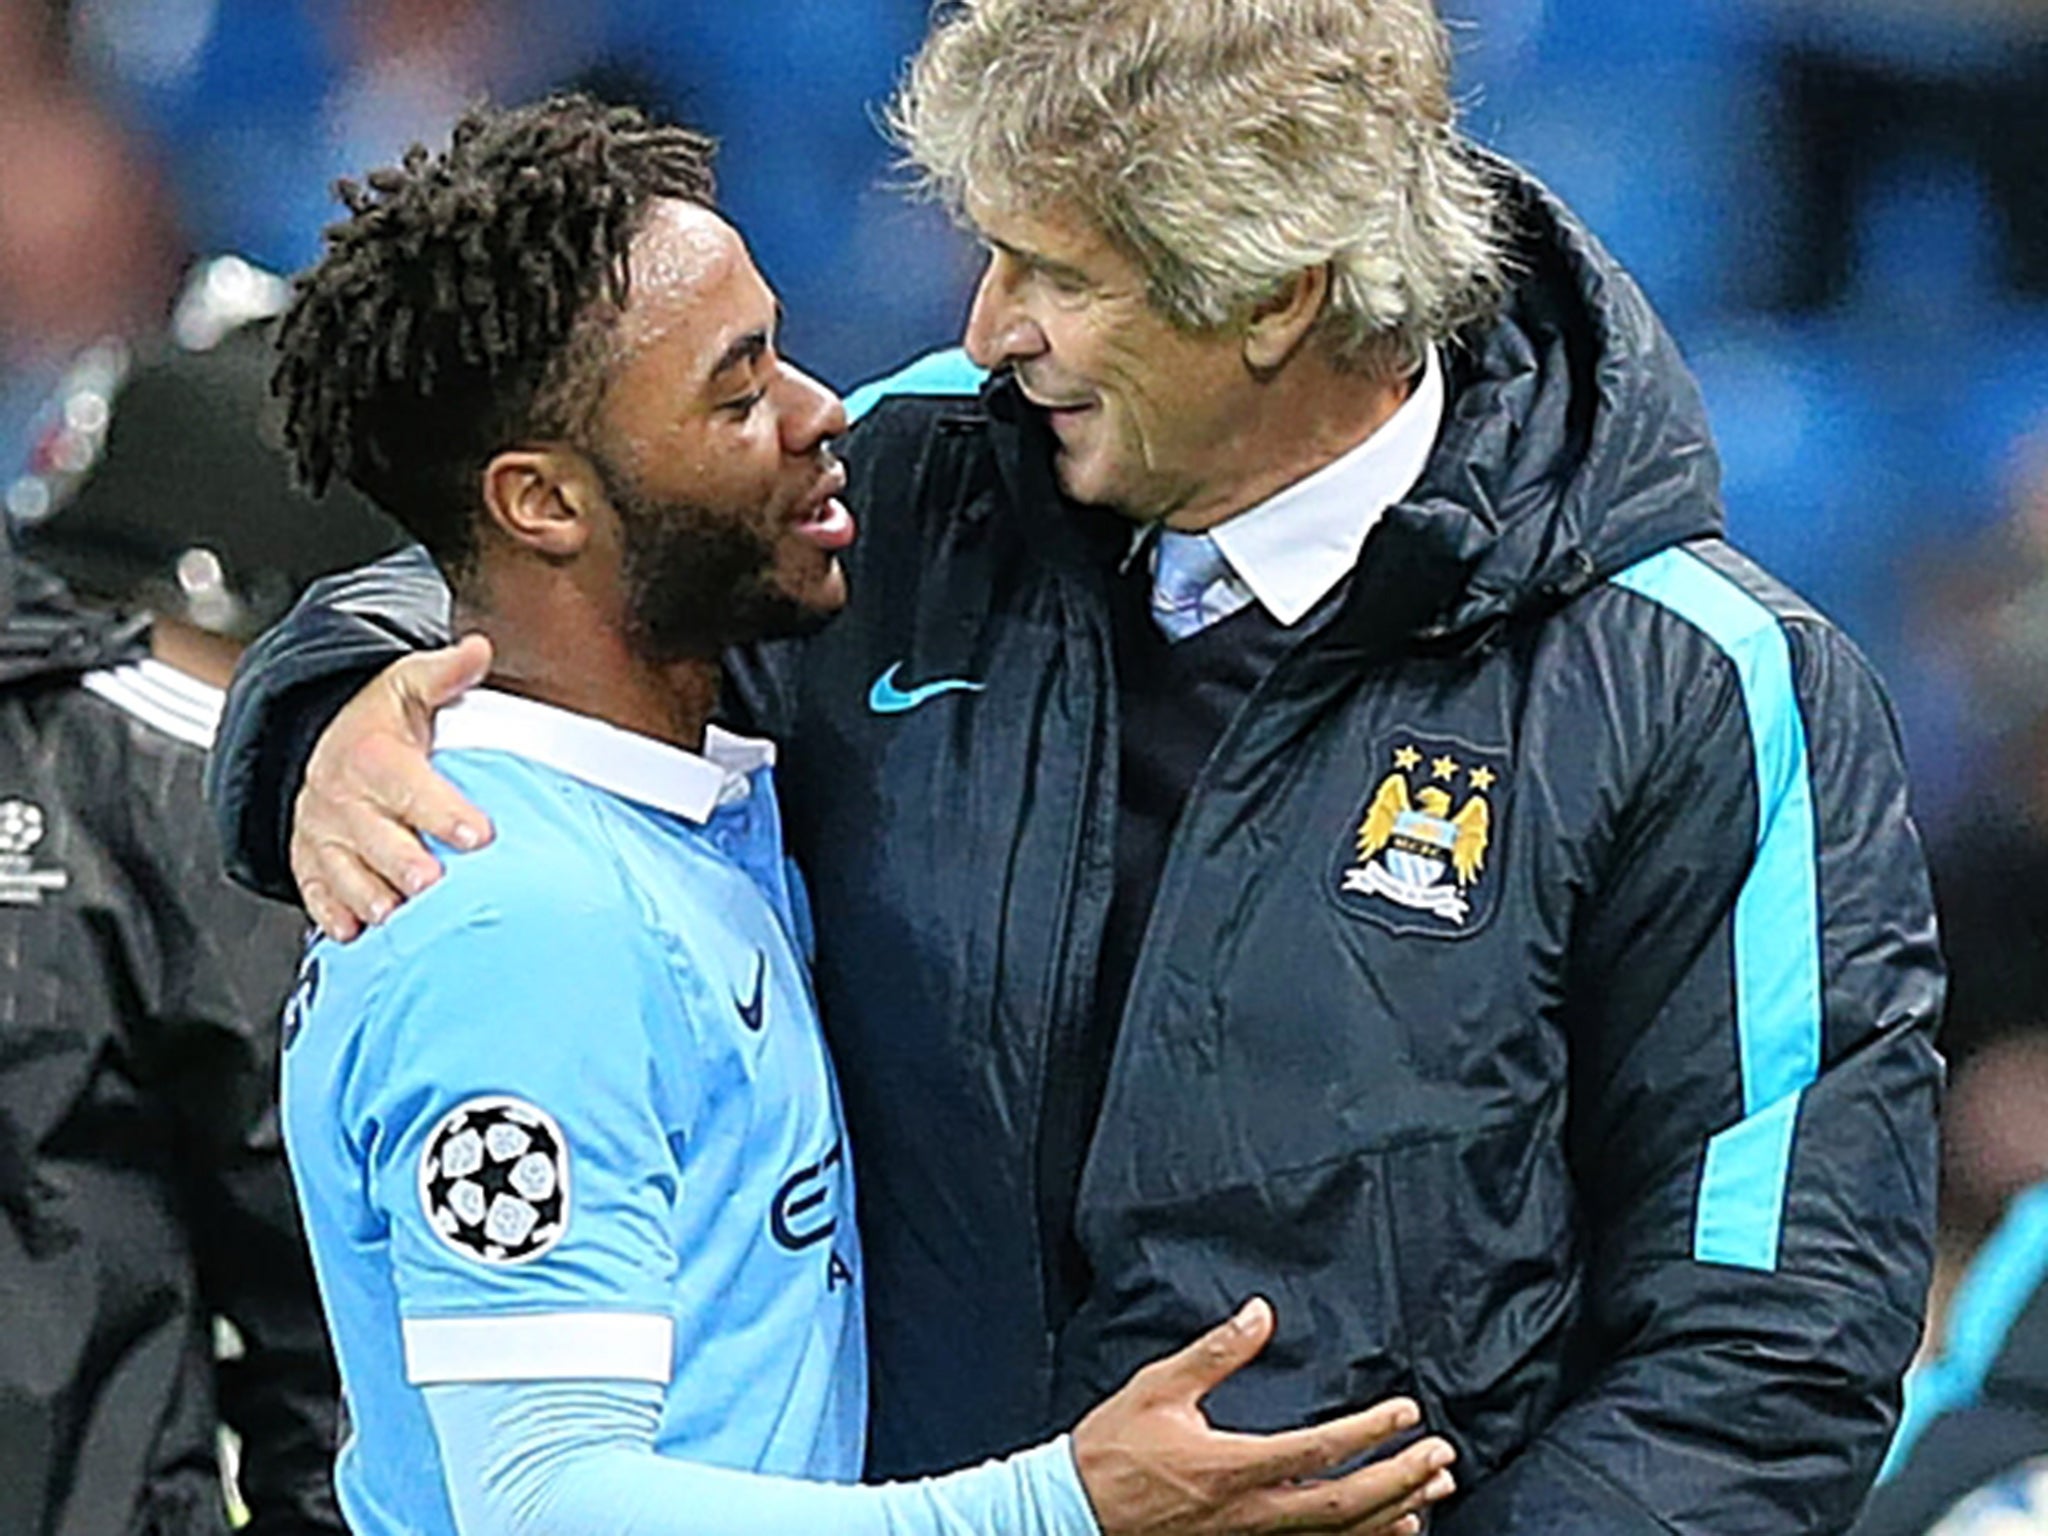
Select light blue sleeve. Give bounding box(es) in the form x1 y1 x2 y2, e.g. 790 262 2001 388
423 1379 1101 1536
357 890 692 1385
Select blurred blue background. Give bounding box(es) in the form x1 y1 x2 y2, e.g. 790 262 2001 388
5 0 2048 1263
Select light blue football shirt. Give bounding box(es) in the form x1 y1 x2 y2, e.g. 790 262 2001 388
281 690 864 1536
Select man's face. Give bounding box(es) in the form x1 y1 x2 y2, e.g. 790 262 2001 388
962 198 1259 527
589 200 851 663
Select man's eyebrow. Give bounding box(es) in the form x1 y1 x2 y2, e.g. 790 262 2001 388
987 236 1088 285
707 305 783 383
708 329 768 383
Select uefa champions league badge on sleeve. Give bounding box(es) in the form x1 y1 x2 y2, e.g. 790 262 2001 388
419 1097 570 1265
0 799 68 906
1332 735 1506 938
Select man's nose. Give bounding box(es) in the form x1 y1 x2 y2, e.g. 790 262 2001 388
963 256 1046 370
783 365 847 452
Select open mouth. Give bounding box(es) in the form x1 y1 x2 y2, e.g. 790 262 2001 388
790 463 855 552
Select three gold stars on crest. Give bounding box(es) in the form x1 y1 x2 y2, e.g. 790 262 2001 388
1392 745 1495 791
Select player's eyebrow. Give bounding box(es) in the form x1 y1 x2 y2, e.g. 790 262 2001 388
706 304 784 384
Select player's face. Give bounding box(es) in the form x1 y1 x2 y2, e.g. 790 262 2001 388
962 196 1258 528
590 200 851 663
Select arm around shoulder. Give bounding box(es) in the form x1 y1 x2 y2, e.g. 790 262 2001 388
208 545 455 897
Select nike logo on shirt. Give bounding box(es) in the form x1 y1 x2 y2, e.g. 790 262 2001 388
737 953 766 1033
867 663 987 715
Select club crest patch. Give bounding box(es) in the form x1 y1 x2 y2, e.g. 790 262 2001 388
1333 736 1507 936
418 1096 570 1266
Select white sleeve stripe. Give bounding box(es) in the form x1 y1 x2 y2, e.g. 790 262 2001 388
402 1312 674 1384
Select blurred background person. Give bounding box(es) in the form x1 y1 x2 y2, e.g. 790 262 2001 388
0 264 402 1535
1852 1175 2048 1534
0 0 180 481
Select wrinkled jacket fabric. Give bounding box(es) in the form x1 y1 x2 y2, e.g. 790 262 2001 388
209 169 1943 1534
0 566 344 1536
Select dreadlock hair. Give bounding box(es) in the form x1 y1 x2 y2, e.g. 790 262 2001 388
274 95 716 579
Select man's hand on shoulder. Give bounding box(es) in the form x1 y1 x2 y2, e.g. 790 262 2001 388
293 634 495 940
1073 1298 1456 1535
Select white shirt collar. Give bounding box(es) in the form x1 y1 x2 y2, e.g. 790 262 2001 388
432 688 775 826
1127 345 1445 627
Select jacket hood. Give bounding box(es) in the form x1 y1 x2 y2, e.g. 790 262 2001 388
1379 158 1725 641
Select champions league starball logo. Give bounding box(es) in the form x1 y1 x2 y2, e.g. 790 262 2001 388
0 797 67 906
0 799 45 854
418 1096 570 1265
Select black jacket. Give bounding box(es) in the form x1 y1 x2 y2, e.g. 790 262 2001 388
0 567 342 1536
209 169 1942 1534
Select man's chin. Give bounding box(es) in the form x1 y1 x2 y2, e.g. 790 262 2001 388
1052 455 1139 519
1051 450 1100 506
755 568 846 642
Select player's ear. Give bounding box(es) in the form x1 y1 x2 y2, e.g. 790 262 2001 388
480 448 599 559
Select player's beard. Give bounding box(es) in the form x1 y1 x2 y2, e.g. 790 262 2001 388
599 460 833 667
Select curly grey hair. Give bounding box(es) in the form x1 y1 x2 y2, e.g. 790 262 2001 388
890 0 1508 379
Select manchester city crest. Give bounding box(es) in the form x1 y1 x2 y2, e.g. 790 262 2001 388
1334 736 1507 936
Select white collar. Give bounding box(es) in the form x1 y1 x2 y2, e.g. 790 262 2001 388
432 688 775 826
1128 345 1445 626
82 657 225 750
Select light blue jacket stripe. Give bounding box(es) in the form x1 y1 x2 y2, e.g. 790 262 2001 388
843 348 988 426
1692 1090 1804 1275
1612 545 1823 1271
1881 1180 2048 1480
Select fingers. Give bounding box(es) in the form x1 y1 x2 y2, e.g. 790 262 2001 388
358 730 492 861
298 876 360 943
1213 1396 1424 1488
1237 1435 1457 1534
292 740 479 932
1132 1297 1276 1403
289 646 496 936
1332 1462 1457 1536
395 633 494 716
295 832 403 940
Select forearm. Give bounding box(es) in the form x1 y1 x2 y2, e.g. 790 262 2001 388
1437 1274 1916 1536
424 1380 1100 1536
